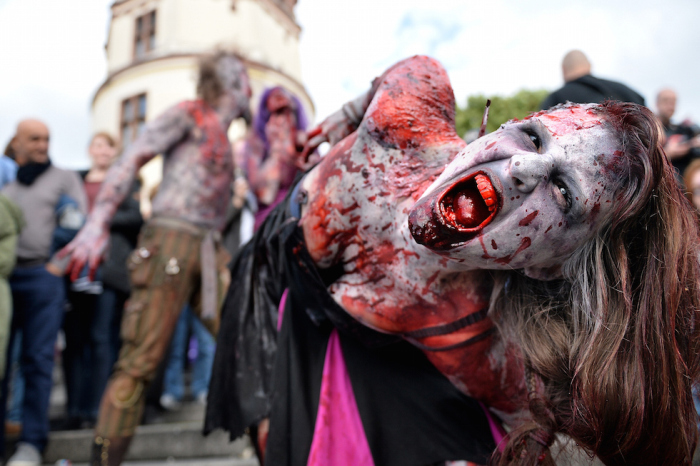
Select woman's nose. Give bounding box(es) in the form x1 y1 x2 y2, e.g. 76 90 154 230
509 153 550 193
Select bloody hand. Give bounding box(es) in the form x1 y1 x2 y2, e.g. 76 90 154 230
300 109 358 163
58 223 109 282
295 132 319 170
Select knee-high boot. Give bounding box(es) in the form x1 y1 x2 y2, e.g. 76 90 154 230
90 436 132 466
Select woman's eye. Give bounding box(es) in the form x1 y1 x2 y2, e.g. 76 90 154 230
554 179 572 210
527 131 541 150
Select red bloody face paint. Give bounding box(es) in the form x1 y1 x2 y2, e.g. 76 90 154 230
409 103 625 275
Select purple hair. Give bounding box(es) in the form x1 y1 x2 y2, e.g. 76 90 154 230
253 87 309 157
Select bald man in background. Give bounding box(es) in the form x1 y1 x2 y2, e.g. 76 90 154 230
0 119 86 466
540 50 645 110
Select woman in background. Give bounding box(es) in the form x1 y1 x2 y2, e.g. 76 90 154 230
242 87 310 230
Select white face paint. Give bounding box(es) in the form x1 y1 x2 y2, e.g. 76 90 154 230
410 104 625 276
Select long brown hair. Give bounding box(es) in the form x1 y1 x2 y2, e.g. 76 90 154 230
491 102 700 465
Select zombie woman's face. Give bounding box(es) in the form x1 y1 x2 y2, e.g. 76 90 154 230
409 104 625 278
267 88 293 113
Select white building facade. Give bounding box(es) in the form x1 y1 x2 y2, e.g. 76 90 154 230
92 0 314 146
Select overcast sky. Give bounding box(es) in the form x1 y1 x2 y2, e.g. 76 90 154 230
1 0 698 168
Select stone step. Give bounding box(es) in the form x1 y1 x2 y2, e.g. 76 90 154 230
54 458 259 466
43 422 256 464
57 459 258 466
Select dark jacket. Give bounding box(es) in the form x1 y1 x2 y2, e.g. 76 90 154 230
540 74 645 110
79 171 143 294
663 122 700 182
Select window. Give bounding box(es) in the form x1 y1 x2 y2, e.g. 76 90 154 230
121 94 147 145
134 10 156 59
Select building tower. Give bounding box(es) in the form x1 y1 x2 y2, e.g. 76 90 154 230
92 0 313 147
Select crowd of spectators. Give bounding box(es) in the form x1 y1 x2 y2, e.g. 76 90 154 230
0 120 256 464
0 77 310 464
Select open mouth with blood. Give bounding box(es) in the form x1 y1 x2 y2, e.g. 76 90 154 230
409 171 500 251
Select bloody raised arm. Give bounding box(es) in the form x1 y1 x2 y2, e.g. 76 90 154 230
300 63 405 161
60 104 194 280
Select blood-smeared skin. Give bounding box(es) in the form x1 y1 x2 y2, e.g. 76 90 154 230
154 100 237 227
61 64 251 281
301 70 630 423
426 337 526 417
494 237 531 265
302 56 464 268
112 100 239 230
518 210 539 227
523 105 603 136
300 56 528 420
244 106 300 205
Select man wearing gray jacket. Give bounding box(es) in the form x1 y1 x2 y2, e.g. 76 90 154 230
0 119 86 466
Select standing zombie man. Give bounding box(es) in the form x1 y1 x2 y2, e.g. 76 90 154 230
60 53 251 466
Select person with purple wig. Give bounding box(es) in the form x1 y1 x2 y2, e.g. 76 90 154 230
243 86 309 229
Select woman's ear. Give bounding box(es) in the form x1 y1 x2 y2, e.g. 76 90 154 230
523 264 563 281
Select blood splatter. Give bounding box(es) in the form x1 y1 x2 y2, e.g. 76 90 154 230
494 237 532 265
518 210 539 227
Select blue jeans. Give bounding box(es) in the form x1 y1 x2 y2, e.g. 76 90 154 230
162 306 215 400
61 284 127 422
0 266 65 452
62 289 99 420
6 333 24 423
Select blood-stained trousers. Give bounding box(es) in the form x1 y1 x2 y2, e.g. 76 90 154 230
95 221 229 438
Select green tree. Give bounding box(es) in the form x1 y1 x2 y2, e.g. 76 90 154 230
455 89 550 139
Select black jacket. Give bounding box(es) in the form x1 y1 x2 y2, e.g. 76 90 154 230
540 74 645 110
79 171 143 293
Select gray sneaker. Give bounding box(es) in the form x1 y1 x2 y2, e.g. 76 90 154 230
159 393 182 411
7 442 41 466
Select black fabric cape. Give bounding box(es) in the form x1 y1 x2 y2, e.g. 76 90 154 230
206 188 496 465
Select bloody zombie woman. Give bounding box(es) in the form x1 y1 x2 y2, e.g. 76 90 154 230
208 56 700 466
